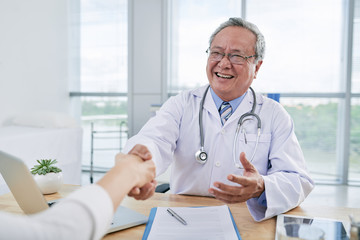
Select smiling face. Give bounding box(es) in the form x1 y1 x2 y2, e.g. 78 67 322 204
206 26 263 101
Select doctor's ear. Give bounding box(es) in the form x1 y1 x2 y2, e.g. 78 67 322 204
254 60 263 78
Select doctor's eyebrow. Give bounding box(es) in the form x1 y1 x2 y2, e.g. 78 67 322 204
209 46 247 55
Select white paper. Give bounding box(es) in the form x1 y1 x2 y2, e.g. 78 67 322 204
146 205 239 240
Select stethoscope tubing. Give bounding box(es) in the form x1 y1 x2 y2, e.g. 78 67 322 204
197 85 261 168
199 85 210 153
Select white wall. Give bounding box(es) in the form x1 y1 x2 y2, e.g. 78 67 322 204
0 0 70 125
128 0 167 136
0 0 163 132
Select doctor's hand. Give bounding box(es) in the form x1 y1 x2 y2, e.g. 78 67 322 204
208 152 265 204
127 144 157 200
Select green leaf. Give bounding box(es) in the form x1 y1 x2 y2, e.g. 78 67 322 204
31 159 62 175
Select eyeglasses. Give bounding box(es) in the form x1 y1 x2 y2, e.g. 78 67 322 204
206 48 257 65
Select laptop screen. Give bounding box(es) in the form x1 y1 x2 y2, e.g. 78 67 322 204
0 151 49 214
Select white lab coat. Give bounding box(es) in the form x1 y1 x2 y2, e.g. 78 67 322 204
124 85 314 221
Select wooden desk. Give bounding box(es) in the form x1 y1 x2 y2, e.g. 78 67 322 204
1 185 358 240
0 184 78 214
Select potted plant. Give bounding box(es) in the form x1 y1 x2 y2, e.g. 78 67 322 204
31 159 63 194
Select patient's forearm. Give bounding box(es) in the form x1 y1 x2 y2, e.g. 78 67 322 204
96 164 136 211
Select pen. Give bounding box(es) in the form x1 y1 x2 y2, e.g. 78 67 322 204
167 208 187 225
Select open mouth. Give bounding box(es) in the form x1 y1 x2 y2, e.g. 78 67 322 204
216 72 234 79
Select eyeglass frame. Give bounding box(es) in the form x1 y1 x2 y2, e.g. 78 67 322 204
206 48 257 65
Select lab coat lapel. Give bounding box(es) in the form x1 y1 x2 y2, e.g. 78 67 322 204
201 87 221 119
225 89 254 125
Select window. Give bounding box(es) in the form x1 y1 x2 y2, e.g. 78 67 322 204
71 0 128 169
351 99 360 183
353 0 360 93
283 98 340 182
247 0 342 93
80 1 128 93
81 96 128 169
350 0 360 183
247 0 344 183
168 0 242 93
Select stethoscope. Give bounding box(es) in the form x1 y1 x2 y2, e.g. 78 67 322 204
195 85 262 169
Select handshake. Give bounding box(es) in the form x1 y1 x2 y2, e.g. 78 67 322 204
97 144 157 211
119 144 157 201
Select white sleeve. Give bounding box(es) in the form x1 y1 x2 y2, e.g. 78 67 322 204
123 94 185 176
0 184 114 240
246 102 314 221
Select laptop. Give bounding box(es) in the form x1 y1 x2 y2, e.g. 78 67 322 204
0 151 148 234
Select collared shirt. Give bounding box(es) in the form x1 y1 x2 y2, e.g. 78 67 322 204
210 87 247 113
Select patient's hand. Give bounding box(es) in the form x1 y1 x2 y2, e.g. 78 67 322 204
127 144 156 200
128 180 157 200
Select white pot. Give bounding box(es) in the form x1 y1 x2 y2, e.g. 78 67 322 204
34 172 63 194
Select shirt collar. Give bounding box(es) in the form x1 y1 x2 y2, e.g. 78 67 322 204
210 87 247 112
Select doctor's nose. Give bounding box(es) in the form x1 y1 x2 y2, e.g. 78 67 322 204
218 55 232 69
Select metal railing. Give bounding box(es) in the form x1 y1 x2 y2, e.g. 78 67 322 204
89 121 128 183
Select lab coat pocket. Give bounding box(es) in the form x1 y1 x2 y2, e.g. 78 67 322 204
236 133 272 166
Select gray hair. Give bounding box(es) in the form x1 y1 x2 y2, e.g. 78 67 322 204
209 17 265 62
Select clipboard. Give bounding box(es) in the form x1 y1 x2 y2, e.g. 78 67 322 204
142 205 242 240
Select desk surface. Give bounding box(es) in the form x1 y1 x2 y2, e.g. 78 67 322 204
1 185 358 240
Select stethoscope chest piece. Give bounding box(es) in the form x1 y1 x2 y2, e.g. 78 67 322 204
195 150 208 164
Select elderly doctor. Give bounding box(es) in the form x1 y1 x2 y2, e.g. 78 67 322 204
123 17 314 221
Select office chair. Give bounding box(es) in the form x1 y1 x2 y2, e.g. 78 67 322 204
155 183 170 193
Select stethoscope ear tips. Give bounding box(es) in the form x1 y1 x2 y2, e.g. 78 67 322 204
195 150 208 164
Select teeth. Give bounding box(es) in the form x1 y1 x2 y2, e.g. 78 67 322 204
216 73 233 79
